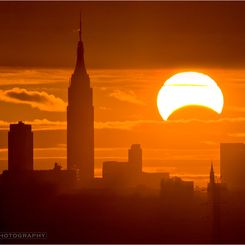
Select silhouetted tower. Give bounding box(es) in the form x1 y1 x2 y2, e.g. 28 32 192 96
220 143 245 190
128 144 142 174
208 162 221 243
67 14 94 183
210 161 215 185
8 121 33 172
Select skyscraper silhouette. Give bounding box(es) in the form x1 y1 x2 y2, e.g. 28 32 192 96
208 162 221 243
210 161 215 186
8 121 33 172
128 144 142 174
67 15 94 184
220 143 245 190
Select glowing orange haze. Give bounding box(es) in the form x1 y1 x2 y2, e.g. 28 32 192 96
0 67 245 186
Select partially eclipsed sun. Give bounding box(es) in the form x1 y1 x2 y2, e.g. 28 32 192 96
157 72 224 120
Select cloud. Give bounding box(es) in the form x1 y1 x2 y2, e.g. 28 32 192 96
0 119 66 131
227 106 245 113
228 133 245 138
165 117 245 124
99 106 111 111
0 68 69 86
28 119 66 130
1 116 245 132
0 120 9 130
0 87 66 112
94 120 158 130
95 117 245 130
201 140 217 146
109 89 145 105
95 120 137 130
0 119 155 131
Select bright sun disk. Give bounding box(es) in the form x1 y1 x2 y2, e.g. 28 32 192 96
157 72 224 120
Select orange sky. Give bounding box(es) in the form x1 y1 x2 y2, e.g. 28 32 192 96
1 2 245 186
1 67 245 186
1 2 245 68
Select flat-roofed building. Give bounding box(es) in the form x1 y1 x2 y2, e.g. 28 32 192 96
220 143 245 191
8 121 33 172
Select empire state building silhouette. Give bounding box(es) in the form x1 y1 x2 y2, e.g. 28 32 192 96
67 16 94 184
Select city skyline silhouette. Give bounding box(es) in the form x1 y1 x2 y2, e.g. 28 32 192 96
1 1 245 185
1 2 245 244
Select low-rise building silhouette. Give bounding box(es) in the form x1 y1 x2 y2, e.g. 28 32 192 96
103 161 135 187
102 144 169 189
103 144 143 188
160 176 194 198
141 172 169 189
8 121 33 172
1 162 76 194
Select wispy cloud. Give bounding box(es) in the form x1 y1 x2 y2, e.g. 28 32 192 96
109 90 145 105
228 132 245 138
227 106 245 113
96 117 245 130
0 119 66 131
1 116 245 132
0 119 155 131
201 140 217 145
165 117 245 124
99 106 112 111
94 120 158 130
0 68 69 86
0 88 66 112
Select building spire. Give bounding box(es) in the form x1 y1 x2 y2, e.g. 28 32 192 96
210 161 215 185
73 12 86 76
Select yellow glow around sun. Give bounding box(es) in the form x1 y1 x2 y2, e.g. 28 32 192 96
157 72 224 120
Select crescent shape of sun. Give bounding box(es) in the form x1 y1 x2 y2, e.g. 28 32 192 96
157 72 224 121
